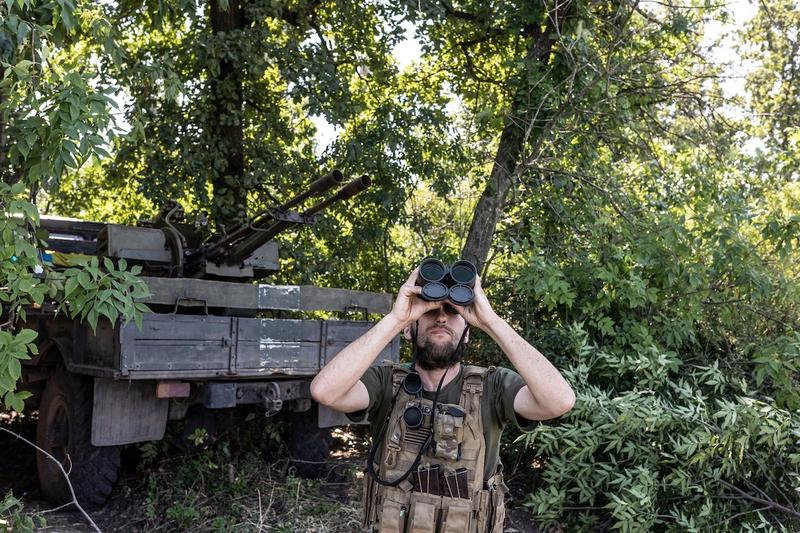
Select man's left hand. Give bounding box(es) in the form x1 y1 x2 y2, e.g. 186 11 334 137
452 275 498 331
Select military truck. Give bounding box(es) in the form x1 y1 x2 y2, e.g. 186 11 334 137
15 170 399 507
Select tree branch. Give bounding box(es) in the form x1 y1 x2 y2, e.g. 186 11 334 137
718 479 800 520
458 42 503 85
525 165 632 223
437 0 489 24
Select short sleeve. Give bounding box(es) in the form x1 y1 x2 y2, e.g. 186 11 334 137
345 365 393 424
490 367 538 432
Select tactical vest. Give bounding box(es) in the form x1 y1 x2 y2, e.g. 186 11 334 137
363 365 508 533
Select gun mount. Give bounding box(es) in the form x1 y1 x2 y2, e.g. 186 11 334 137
42 169 371 281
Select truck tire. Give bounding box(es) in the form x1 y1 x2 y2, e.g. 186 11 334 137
36 369 121 508
287 405 334 478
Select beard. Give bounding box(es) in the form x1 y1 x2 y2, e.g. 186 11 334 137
415 337 464 370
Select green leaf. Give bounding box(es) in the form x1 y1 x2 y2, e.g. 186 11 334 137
64 275 79 298
7 358 21 381
0 373 14 394
107 303 119 325
78 270 92 289
87 308 98 332
13 329 37 345
8 392 24 413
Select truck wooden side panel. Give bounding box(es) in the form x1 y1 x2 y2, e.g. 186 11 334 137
236 318 321 374
140 276 393 314
107 313 397 380
119 314 234 375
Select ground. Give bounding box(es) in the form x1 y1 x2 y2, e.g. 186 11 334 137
1 411 540 532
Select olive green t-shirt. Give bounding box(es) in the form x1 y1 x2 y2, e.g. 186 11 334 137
347 364 538 481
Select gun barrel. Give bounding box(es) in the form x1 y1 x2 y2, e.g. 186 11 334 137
202 169 344 261
223 174 372 266
279 169 344 211
202 211 271 260
303 174 372 216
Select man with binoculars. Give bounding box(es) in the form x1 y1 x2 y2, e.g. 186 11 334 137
311 259 575 532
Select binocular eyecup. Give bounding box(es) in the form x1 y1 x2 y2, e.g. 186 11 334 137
403 404 424 429
416 258 476 306
403 371 422 395
401 372 425 428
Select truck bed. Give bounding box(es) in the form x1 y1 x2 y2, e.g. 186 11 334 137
67 312 398 380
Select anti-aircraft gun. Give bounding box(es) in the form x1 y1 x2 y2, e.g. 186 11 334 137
19 170 398 508
52 169 369 280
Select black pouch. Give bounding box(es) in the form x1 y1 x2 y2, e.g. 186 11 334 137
441 467 470 499
411 464 441 495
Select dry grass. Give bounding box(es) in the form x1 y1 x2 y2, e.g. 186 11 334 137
93 424 370 532
3 414 540 532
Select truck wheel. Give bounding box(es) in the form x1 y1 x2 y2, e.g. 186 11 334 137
36 369 121 508
287 405 334 478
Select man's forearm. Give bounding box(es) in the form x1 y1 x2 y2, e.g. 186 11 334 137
310 313 403 407
483 315 575 420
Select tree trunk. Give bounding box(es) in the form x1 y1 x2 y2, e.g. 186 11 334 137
461 3 573 273
209 0 247 227
461 123 520 272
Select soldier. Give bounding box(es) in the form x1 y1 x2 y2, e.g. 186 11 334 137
311 268 575 532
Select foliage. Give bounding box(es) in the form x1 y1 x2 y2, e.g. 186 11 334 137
43 161 150 223
0 1 150 410
56 256 150 331
0 328 35 412
479 2 800 523
739 0 800 183
40 0 481 291
0 490 45 532
0 182 48 324
426 1 799 530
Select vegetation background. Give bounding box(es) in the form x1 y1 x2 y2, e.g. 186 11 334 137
1 0 799 531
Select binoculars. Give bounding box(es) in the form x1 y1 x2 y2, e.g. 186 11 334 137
416 258 477 306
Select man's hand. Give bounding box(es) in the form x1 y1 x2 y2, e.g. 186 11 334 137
452 275 576 420
389 268 444 327
452 275 498 331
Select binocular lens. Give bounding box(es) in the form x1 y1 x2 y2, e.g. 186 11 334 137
449 260 477 286
448 284 474 306
421 281 449 301
416 258 476 305
419 258 447 283
403 405 424 429
402 372 423 395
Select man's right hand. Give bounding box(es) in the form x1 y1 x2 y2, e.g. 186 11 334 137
312 268 439 413
389 268 443 327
